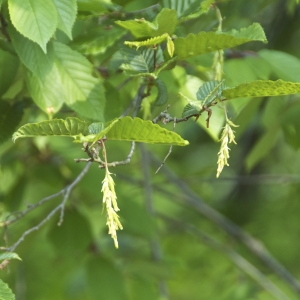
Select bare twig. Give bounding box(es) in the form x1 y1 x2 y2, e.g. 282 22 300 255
159 214 290 300
4 163 92 252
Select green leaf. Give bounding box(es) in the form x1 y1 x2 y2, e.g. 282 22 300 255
161 0 212 20
8 0 58 52
153 78 168 106
166 35 174 57
72 27 125 55
12 117 89 142
0 252 21 261
8 24 54 79
182 101 202 118
124 33 169 49
223 80 300 99
105 117 189 146
0 279 15 300
174 23 267 58
0 49 19 97
115 8 177 38
0 101 24 145
52 0 77 39
77 0 107 12
120 47 163 76
196 80 226 104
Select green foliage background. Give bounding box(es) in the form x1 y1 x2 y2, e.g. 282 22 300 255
1 0 300 299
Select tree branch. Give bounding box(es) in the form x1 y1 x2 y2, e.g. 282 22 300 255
3 163 92 252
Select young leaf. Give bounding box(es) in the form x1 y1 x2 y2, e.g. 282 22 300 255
0 279 15 300
8 0 58 53
115 8 177 38
223 80 300 99
12 117 89 142
0 252 21 261
182 101 202 118
196 80 226 104
0 101 24 145
124 33 169 49
174 23 267 58
52 0 77 39
120 47 163 76
105 117 189 146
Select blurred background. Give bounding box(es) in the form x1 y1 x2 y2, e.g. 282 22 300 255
1 0 300 299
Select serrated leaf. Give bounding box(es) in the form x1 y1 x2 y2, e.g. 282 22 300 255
8 24 54 79
174 23 267 58
105 117 189 146
0 279 15 300
8 0 58 52
197 80 226 104
182 101 202 118
223 80 300 99
52 0 77 39
161 0 211 20
0 101 24 145
12 117 89 142
153 78 168 106
120 47 163 76
0 49 19 97
72 27 125 55
124 33 169 49
115 8 177 38
0 252 21 261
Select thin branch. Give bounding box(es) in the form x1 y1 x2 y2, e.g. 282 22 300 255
150 156 300 295
159 214 290 300
4 163 92 252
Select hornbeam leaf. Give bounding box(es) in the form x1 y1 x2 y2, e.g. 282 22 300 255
0 252 21 261
8 0 58 53
174 23 267 58
12 118 89 142
105 117 189 146
223 80 300 99
52 0 77 39
0 279 15 300
115 8 177 38
124 33 169 49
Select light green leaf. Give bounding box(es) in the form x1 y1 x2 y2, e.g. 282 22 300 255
52 0 77 39
12 117 89 142
124 33 169 49
25 69 64 115
105 117 189 146
115 8 177 38
223 80 300 99
8 0 58 52
0 279 15 300
166 35 175 57
153 78 168 106
72 27 125 56
174 23 267 58
0 252 21 261
8 25 54 79
0 101 24 145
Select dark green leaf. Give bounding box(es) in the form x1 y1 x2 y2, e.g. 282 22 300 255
153 78 168 106
0 101 24 145
196 80 226 104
